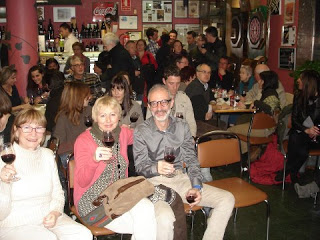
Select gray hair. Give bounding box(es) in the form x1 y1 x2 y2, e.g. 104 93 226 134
147 84 172 102
196 63 211 72
240 65 253 77
254 64 270 75
103 32 120 46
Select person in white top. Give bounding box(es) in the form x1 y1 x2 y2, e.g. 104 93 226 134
0 108 92 240
59 23 79 54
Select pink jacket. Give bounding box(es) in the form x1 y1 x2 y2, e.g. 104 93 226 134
73 127 133 209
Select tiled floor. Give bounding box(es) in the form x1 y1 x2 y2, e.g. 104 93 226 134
96 164 320 240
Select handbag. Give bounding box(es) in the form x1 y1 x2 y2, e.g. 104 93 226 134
93 176 155 219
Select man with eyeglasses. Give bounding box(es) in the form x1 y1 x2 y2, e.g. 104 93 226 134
146 66 196 137
66 55 103 100
185 64 214 121
133 84 235 240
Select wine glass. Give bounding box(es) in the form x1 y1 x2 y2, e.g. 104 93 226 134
29 94 34 105
1 143 20 181
103 131 114 148
186 189 197 216
164 146 175 178
241 90 247 98
129 112 140 128
84 115 93 128
312 124 320 143
235 94 241 107
176 112 184 119
223 92 229 103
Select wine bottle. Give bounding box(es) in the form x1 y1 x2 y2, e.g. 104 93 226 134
47 18 54 40
101 21 106 38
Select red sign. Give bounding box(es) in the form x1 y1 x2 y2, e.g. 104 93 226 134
92 2 118 22
121 0 131 11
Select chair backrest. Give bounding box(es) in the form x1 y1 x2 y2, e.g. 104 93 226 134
196 131 241 168
67 155 75 207
250 112 277 130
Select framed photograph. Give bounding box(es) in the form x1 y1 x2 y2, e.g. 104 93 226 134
53 7 75 22
281 25 296 46
284 0 295 24
188 1 199 18
129 31 142 41
174 0 187 18
143 24 172 39
279 47 295 70
142 1 172 23
119 16 138 29
0 7 6 23
37 6 45 21
270 0 281 15
175 24 200 45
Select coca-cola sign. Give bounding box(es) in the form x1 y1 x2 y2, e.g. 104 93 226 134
92 2 118 22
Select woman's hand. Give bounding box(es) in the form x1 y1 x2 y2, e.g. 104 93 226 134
43 211 61 228
305 126 320 139
0 164 16 183
94 147 113 162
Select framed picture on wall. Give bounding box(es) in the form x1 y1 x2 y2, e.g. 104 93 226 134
279 47 295 70
174 0 187 18
175 24 200 45
188 1 199 18
142 1 172 22
284 0 295 24
53 7 76 22
119 16 138 29
281 25 296 46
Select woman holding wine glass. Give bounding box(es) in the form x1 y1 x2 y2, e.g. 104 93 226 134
27 65 50 105
0 108 92 240
73 96 156 239
109 74 144 128
53 82 92 168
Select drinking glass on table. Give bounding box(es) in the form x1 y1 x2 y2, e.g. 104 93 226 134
186 188 197 216
164 146 175 177
1 143 20 181
235 94 241 107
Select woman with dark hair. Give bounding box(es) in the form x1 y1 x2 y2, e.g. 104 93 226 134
0 87 12 143
45 58 60 71
275 70 320 183
109 74 143 128
0 65 29 112
27 65 49 104
179 65 196 91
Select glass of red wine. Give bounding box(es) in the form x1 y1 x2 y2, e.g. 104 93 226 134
223 93 229 102
176 112 184 119
241 90 247 98
186 189 197 216
84 115 93 128
164 146 175 178
103 131 114 148
129 112 140 128
1 143 20 181
235 94 241 107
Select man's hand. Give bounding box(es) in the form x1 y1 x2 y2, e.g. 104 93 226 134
158 160 175 175
305 126 320 139
186 188 202 208
205 111 213 120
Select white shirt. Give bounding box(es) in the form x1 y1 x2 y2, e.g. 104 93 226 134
64 33 79 53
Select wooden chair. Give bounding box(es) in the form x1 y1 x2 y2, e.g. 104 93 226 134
66 156 121 240
196 130 270 240
236 111 277 175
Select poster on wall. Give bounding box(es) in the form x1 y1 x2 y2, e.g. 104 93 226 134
279 47 295 70
188 1 199 18
284 0 295 24
92 2 118 22
174 0 187 18
281 25 296 46
142 1 172 23
121 0 131 11
175 24 200 45
143 24 172 39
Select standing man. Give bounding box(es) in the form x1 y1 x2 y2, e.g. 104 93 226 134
175 56 189 70
146 28 160 57
203 26 226 72
134 84 235 240
59 23 79 53
185 63 214 121
169 29 178 45
186 31 197 52
146 66 197 137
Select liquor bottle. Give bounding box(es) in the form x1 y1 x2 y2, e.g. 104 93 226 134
59 34 64 52
89 42 94 51
80 23 86 39
101 21 106 38
1 26 5 40
74 24 79 38
94 42 99 51
38 21 44 35
87 24 92 39
85 42 90 52
0 26 2 40
47 19 54 39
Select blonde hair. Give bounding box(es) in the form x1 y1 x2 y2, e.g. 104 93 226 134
92 96 122 122
102 32 120 46
70 55 84 65
11 108 47 144
240 65 253 77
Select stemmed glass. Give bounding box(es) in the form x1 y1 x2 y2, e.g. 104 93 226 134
1 143 20 181
164 146 175 178
103 131 114 148
312 124 320 143
176 112 184 119
84 115 93 128
129 112 140 128
186 189 196 216
235 94 241 108
223 92 229 103
241 90 247 98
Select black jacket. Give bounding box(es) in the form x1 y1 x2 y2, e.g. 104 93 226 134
209 70 234 91
205 39 226 72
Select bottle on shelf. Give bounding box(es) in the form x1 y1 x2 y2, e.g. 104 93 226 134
80 23 86 39
85 42 90 52
87 23 92 39
1 27 5 40
101 20 106 38
74 24 79 39
47 18 54 40
38 21 44 35
59 34 64 52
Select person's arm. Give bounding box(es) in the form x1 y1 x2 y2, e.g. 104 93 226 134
291 94 307 132
133 128 159 177
190 95 209 121
184 96 197 137
254 99 272 115
245 83 260 103
148 52 158 70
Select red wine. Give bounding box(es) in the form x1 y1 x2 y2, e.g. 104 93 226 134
1 154 16 164
103 139 114 148
241 91 246 97
130 116 138 123
223 97 229 102
235 99 240 103
164 155 175 163
186 195 195 204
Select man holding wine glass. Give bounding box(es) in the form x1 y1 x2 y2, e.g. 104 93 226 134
134 84 235 240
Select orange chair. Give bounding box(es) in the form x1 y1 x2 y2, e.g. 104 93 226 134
196 130 270 240
236 111 277 175
66 157 122 240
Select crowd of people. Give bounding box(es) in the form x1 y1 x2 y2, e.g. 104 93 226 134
0 23 319 240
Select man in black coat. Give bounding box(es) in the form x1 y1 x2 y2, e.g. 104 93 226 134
102 32 135 90
209 56 234 91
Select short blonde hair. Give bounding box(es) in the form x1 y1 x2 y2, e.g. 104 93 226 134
240 65 253 77
70 55 84 65
92 96 122 122
11 108 47 144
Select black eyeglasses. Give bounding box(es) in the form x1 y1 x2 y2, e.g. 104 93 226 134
148 99 171 108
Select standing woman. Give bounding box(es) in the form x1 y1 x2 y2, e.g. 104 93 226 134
27 65 49 104
0 65 29 112
53 82 92 167
109 74 144 128
0 108 92 240
276 70 320 182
